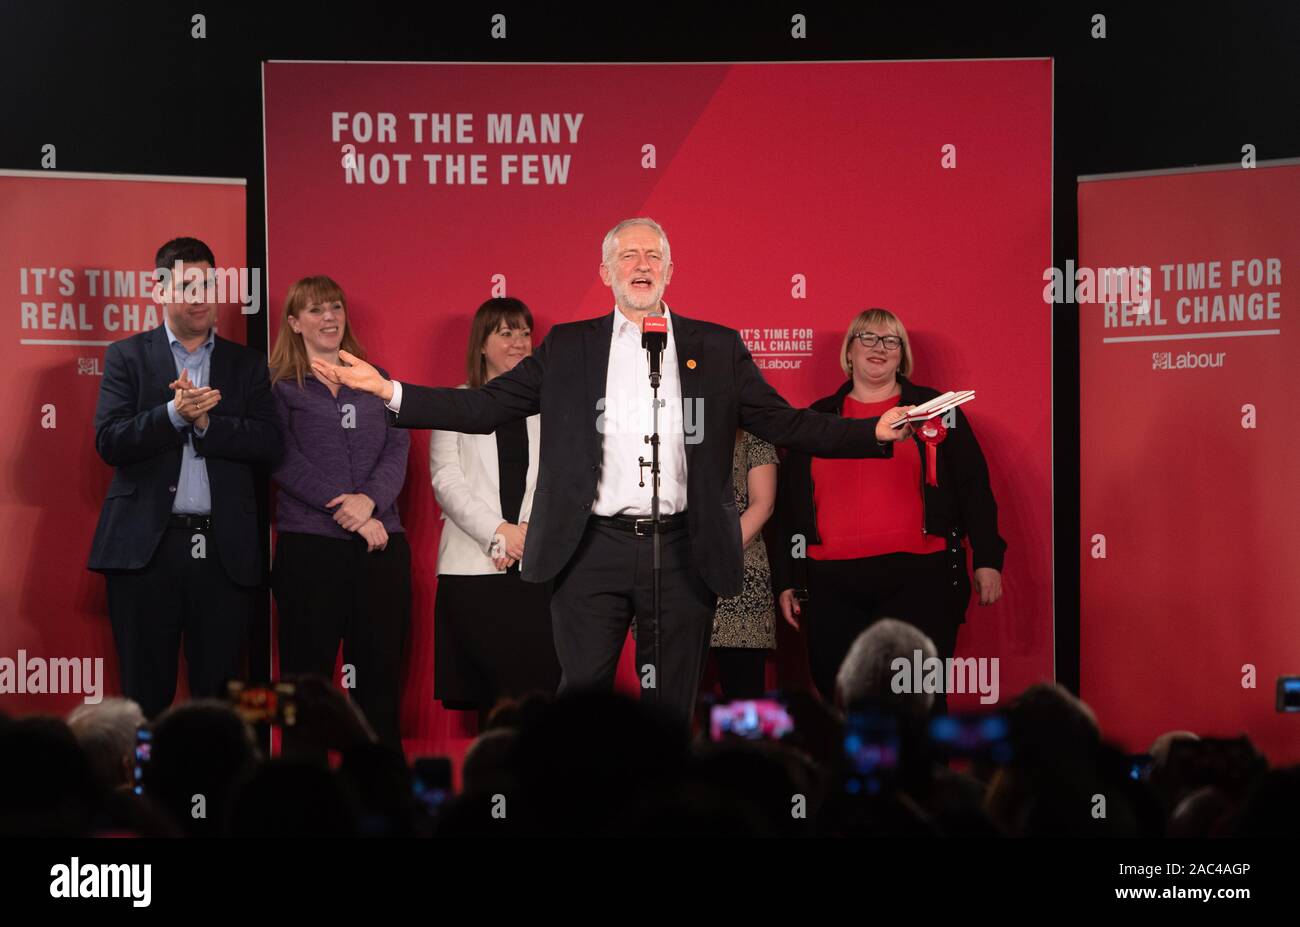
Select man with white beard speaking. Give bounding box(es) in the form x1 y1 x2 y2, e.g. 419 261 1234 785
314 218 914 727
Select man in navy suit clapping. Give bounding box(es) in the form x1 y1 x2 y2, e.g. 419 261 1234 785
88 237 281 718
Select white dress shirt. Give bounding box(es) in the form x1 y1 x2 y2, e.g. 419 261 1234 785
592 304 688 517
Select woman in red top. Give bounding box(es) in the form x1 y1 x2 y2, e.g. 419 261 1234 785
771 308 1006 711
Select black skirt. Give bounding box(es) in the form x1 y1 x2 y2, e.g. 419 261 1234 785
433 569 560 709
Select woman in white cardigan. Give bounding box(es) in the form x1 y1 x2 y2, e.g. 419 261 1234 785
429 298 560 712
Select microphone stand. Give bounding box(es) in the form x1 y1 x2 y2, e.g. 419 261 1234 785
638 331 666 707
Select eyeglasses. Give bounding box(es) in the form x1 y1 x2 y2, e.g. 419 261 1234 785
852 332 903 351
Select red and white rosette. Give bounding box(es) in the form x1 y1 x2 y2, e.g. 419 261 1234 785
915 418 947 486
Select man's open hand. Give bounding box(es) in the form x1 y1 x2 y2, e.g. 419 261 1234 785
310 350 393 402
875 405 915 441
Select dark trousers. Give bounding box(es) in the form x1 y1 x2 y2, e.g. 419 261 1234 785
272 531 411 750
712 647 768 700
106 526 255 719
805 551 969 712
434 570 560 710
551 520 717 728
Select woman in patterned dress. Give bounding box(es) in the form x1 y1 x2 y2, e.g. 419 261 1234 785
706 429 779 699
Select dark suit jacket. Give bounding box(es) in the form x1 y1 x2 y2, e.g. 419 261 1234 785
393 309 893 597
88 324 282 586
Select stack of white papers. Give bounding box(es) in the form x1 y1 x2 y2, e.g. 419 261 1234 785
890 390 976 428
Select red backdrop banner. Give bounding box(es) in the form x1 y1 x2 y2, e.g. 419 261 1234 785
0 170 247 716
1079 162 1300 764
262 60 1053 762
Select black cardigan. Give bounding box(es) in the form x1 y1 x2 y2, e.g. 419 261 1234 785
771 375 1006 592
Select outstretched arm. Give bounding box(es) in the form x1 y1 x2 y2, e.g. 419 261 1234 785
731 333 910 457
313 335 549 433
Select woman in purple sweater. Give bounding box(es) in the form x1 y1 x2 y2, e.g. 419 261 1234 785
268 276 411 751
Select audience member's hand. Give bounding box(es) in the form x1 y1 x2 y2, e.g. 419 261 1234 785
974 567 1003 605
310 350 393 402
778 588 801 630
283 674 377 752
170 369 220 429
357 517 389 552
875 406 915 441
328 492 376 532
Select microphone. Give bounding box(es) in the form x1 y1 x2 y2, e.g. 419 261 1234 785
641 309 668 383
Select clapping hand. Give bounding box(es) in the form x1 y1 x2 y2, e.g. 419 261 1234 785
170 369 220 431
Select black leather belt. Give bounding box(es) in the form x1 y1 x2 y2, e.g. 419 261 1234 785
168 514 212 530
590 512 688 536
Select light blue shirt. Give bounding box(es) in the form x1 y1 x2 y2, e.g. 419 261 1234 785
163 319 215 514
